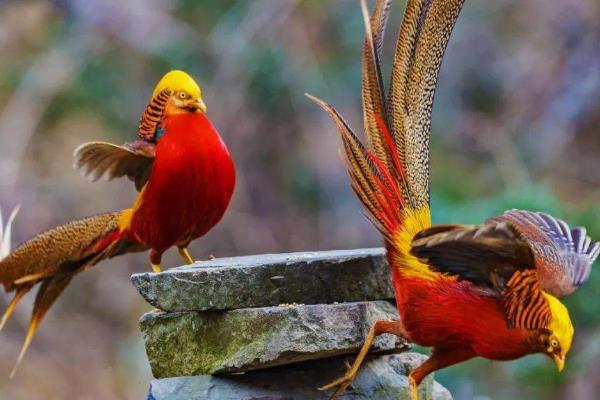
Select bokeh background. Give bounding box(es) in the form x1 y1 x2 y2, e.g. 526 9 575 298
0 0 599 399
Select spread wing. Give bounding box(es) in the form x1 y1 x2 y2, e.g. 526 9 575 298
410 221 551 329
411 210 599 329
489 210 600 297
73 140 155 191
411 222 535 288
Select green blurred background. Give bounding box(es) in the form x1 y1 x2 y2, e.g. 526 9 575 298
0 0 599 399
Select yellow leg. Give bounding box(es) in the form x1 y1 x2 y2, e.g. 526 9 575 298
178 247 195 265
409 376 419 400
407 347 475 400
150 250 163 273
319 320 406 399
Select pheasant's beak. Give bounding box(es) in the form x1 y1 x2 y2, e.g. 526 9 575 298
193 97 207 113
552 353 565 372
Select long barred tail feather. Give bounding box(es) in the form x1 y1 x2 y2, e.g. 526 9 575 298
361 0 393 169
307 0 464 264
306 94 400 243
0 210 145 376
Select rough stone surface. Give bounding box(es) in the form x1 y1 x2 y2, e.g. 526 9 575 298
132 248 393 312
141 301 405 378
147 353 452 400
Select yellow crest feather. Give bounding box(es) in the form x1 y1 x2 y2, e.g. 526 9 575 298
151 70 201 100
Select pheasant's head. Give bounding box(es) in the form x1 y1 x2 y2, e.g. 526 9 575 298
152 70 206 114
537 293 574 372
138 70 207 139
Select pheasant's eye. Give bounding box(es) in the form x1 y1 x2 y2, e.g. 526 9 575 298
179 92 188 99
551 340 559 348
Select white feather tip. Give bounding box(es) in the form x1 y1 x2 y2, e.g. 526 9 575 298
0 204 20 261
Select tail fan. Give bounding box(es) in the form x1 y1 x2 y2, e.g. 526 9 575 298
307 0 464 260
0 210 144 376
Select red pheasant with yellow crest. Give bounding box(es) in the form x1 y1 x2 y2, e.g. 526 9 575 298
0 70 235 375
308 1 598 399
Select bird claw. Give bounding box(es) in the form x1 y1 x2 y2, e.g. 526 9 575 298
318 372 356 399
409 376 419 400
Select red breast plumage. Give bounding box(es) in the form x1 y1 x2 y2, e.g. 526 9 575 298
127 112 235 253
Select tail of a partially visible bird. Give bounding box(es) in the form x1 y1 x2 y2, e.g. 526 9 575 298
0 205 20 261
307 0 464 278
0 209 144 377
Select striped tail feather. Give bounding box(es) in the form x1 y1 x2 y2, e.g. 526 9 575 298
0 209 145 376
307 0 464 266
390 0 464 208
305 94 407 246
361 0 393 169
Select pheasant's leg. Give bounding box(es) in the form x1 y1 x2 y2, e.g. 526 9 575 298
0 285 32 332
319 320 407 399
150 250 163 273
10 272 74 378
178 247 195 265
408 347 475 400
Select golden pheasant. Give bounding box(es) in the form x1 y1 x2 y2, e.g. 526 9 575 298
307 0 598 399
0 70 235 376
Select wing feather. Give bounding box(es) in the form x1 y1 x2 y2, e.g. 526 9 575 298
411 221 553 330
73 140 155 191
491 210 599 297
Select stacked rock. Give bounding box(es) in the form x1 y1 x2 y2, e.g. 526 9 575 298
131 248 452 400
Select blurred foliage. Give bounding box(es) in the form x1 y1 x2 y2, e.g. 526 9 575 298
0 0 600 399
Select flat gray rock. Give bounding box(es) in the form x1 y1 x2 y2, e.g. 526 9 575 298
132 248 393 312
141 301 406 378
147 353 452 400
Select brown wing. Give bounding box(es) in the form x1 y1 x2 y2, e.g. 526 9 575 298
411 221 535 288
411 222 551 330
73 140 155 191
489 210 600 297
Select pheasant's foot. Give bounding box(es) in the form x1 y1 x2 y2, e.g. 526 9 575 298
319 320 405 399
409 376 419 400
318 370 357 399
151 263 162 273
178 247 195 265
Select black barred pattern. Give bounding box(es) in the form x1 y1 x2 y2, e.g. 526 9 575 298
503 270 551 330
138 88 172 140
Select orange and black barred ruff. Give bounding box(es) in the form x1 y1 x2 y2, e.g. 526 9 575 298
503 270 552 329
138 88 172 141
